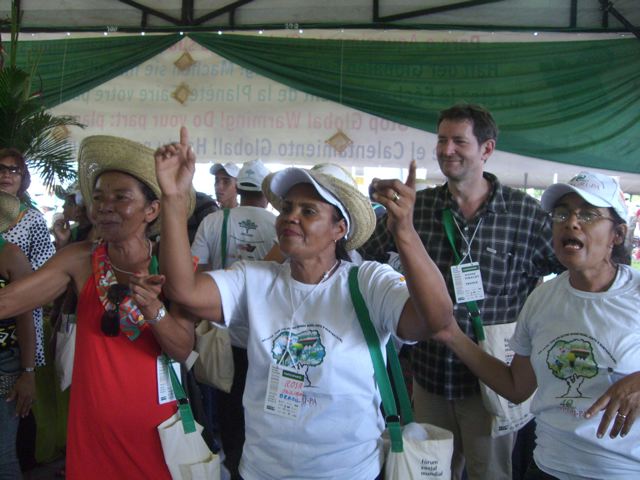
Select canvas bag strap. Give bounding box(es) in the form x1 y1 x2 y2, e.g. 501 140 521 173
348 266 405 452
220 208 230 268
163 354 196 434
441 209 485 341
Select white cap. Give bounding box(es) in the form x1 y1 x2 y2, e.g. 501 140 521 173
541 171 628 222
269 168 351 236
209 162 240 178
237 159 270 192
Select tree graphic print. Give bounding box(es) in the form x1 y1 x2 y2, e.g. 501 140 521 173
239 219 257 235
546 339 598 398
272 330 326 386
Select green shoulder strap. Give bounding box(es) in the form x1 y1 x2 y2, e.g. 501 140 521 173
163 353 196 434
348 266 413 453
441 209 485 341
220 208 230 268
0 236 6 252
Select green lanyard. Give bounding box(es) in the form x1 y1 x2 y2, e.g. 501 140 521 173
441 209 485 341
220 208 230 268
164 354 196 434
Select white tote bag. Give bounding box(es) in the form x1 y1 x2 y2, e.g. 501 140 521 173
54 313 76 391
192 320 234 393
157 412 221 480
158 354 221 480
384 422 454 480
479 322 535 437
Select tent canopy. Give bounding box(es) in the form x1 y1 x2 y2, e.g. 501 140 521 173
2 1 639 192
3 0 639 33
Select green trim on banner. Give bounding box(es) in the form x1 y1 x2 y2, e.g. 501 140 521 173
12 34 182 107
11 33 640 173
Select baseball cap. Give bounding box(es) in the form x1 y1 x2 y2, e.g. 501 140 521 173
237 159 270 192
209 162 240 177
541 171 628 222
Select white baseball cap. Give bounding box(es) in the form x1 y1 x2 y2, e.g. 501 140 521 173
541 171 628 222
237 159 270 192
209 162 240 178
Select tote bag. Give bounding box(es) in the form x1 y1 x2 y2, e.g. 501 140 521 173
479 322 535 437
158 354 221 480
348 267 454 480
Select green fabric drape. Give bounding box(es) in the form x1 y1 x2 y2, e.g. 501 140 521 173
12 34 181 107
191 33 640 173
13 33 640 173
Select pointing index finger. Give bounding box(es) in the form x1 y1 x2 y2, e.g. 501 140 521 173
405 160 417 191
180 126 189 147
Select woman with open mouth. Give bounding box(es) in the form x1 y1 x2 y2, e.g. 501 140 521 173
429 171 639 479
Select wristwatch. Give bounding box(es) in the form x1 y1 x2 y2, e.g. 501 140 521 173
22 367 36 373
147 305 167 326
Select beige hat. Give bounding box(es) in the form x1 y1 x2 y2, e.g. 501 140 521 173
78 135 196 236
263 167 375 251
0 190 21 233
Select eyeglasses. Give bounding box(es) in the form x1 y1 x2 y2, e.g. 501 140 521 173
0 165 21 176
550 206 615 225
101 284 130 337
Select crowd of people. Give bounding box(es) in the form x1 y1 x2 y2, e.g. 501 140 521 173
0 104 638 480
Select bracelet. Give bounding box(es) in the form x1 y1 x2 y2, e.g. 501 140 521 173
147 305 167 326
22 367 36 373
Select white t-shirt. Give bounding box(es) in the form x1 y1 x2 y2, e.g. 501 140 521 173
209 260 410 480
191 206 277 270
511 265 640 480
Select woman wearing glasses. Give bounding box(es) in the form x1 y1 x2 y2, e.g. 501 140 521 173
0 150 55 372
429 171 640 479
0 137 196 479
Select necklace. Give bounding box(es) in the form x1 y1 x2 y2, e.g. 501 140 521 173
320 260 341 283
110 240 152 276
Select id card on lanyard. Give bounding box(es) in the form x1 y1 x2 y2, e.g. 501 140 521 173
264 364 305 419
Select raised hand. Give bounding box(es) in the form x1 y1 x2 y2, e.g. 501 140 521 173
154 126 196 198
369 160 417 238
52 216 71 248
585 371 640 439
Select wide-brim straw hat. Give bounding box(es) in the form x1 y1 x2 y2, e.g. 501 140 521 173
0 190 21 233
263 167 375 251
78 135 196 236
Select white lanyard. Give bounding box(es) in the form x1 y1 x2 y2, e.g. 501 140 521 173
282 260 340 368
451 216 483 264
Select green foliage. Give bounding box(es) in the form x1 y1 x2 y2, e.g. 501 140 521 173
0 1 84 191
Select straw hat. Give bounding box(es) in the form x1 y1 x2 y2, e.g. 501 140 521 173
78 135 196 235
263 167 375 251
0 190 20 233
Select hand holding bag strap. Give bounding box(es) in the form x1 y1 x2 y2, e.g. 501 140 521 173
348 267 404 452
220 208 230 268
441 209 485 341
164 354 197 434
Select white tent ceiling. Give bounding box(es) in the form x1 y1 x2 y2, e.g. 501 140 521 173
3 1 639 33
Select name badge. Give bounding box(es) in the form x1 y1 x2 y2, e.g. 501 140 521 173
451 262 485 303
264 364 305 419
157 355 181 405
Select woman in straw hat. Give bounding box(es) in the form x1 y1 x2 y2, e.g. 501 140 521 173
155 128 452 480
0 190 36 479
425 171 640 479
0 136 196 479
